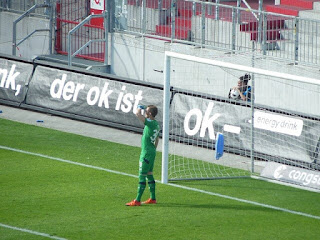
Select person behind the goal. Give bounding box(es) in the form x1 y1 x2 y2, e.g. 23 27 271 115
228 73 252 102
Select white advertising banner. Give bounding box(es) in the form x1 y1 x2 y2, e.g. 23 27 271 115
254 111 303 137
261 162 320 190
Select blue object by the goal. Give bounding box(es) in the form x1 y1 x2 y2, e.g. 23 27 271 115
215 132 224 160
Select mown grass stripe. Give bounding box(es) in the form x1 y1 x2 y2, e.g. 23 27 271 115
1 144 320 221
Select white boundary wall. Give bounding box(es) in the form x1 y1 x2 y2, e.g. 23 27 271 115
0 12 51 58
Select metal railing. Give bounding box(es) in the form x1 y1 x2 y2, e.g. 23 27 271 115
1 0 52 16
67 11 108 66
55 0 107 62
12 2 53 56
117 0 320 66
3 0 320 67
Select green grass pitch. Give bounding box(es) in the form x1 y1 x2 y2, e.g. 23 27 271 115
0 118 319 240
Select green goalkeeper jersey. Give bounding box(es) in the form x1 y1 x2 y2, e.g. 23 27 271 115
140 118 160 160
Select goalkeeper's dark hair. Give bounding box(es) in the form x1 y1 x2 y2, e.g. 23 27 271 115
148 105 158 117
239 73 251 83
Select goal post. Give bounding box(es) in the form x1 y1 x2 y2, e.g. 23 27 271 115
161 54 171 184
161 51 320 185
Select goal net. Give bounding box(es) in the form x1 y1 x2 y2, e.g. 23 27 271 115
161 51 320 186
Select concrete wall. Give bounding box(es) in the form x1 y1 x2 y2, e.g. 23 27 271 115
110 33 233 96
110 32 320 117
0 12 51 59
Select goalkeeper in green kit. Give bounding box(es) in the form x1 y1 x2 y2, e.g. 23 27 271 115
126 105 160 206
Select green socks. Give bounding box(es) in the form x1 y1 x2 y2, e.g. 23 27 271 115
136 175 156 201
136 175 146 202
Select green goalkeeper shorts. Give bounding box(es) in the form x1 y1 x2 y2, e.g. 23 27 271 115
139 153 155 175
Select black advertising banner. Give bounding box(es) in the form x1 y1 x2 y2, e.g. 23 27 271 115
171 93 320 164
26 66 163 128
0 59 33 103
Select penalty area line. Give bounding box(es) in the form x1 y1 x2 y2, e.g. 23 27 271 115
0 223 67 240
1 145 320 221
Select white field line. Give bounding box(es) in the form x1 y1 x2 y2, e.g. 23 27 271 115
167 183 320 220
1 145 320 222
0 223 67 240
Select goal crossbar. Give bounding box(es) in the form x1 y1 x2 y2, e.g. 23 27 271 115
164 51 320 85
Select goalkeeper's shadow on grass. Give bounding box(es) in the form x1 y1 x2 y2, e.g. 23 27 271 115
156 202 277 213
173 180 304 193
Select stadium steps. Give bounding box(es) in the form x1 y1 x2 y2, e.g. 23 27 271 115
265 0 320 16
129 0 320 48
264 0 320 62
239 15 287 42
299 1 320 19
155 9 194 40
152 0 289 44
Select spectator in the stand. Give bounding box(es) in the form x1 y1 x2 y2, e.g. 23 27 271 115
228 73 252 102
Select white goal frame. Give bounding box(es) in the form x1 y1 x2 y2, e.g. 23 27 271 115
161 51 320 184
